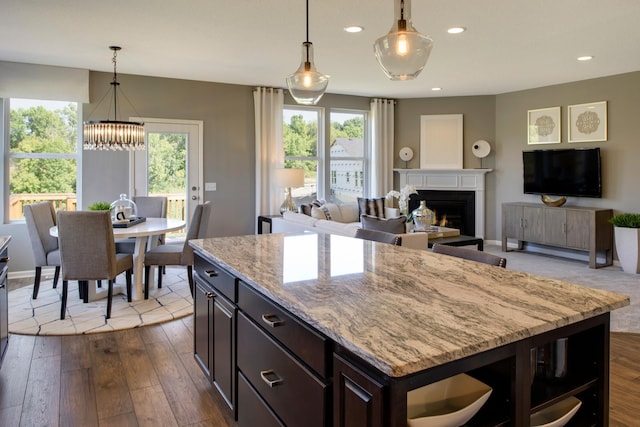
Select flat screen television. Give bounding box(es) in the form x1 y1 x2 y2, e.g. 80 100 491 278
523 148 602 198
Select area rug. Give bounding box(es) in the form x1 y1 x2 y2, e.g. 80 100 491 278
8 267 193 336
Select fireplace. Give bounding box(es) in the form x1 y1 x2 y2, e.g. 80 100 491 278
394 168 491 238
409 190 475 236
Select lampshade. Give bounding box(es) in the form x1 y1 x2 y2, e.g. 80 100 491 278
373 0 434 81
275 168 305 188
286 0 329 105
83 46 145 151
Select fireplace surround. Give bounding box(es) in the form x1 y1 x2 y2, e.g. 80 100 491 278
395 169 491 238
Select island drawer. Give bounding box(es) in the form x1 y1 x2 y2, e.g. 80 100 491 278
238 281 329 377
237 311 328 427
194 255 236 302
238 371 284 427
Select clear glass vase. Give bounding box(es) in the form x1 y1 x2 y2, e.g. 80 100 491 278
412 200 433 231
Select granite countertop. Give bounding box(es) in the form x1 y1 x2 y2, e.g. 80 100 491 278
0 236 11 253
190 232 629 377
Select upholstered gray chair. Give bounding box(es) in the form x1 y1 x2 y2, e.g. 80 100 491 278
143 202 212 298
57 210 133 320
24 201 61 299
354 228 402 246
432 243 507 268
115 195 168 254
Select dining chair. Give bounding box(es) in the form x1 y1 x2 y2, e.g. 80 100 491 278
57 210 133 320
24 201 61 299
115 195 168 254
143 202 212 299
354 228 402 246
431 243 507 268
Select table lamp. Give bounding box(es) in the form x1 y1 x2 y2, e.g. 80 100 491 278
275 168 305 214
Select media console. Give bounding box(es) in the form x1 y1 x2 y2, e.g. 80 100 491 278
501 202 613 268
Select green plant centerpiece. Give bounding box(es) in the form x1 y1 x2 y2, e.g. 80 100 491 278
87 201 112 211
609 213 640 274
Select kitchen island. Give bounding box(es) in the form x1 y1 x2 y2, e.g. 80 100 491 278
190 232 629 427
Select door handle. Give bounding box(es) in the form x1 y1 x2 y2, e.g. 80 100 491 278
192 195 198 200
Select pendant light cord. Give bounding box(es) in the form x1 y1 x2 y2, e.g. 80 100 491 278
111 47 121 121
304 0 310 64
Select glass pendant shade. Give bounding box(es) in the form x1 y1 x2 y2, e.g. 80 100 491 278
286 42 329 105
374 0 434 81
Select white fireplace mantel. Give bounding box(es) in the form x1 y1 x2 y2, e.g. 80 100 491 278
394 168 492 238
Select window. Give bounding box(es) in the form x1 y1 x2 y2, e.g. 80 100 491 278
329 110 366 203
6 98 80 221
283 107 368 204
283 106 323 204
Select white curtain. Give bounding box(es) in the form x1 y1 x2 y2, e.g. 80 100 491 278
254 87 284 222
370 98 395 197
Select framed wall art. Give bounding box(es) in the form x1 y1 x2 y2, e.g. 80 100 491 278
528 106 561 144
420 114 463 169
568 101 607 142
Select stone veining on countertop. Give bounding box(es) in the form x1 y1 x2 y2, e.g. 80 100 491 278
190 232 629 377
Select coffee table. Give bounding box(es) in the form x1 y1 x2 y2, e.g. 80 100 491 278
427 235 484 251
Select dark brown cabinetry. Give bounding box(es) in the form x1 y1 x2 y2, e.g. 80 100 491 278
193 256 237 411
0 245 8 368
502 202 613 268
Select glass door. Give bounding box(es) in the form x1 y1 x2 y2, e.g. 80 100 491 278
131 118 203 238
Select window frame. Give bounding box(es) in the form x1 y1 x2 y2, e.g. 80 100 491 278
2 97 82 223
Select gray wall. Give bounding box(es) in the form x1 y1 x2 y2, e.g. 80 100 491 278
4 70 639 274
494 71 640 240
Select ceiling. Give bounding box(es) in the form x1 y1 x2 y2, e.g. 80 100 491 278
2 0 639 99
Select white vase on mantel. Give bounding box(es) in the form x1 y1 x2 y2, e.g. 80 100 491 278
614 227 640 274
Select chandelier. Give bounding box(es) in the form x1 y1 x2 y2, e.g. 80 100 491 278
373 0 434 81
285 0 329 105
83 46 145 150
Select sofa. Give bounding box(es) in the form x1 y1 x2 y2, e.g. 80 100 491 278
270 200 429 250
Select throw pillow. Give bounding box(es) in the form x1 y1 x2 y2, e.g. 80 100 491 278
360 214 407 234
311 206 328 220
357 197 385 219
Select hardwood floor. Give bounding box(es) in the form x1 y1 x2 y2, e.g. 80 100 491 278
0 320 637 426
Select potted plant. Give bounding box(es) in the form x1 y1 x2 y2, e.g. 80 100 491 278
87 201 112 211
609 213 640 274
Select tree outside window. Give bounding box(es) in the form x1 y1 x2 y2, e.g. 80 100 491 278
8 99 79 220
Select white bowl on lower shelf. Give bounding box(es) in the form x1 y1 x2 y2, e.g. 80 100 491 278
407 373 493 427
531 396 582 427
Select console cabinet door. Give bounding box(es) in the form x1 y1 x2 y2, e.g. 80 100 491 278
566 210 591 250
523 206 544 243
333 353 385 427
502 204 523 240
543 208 567 247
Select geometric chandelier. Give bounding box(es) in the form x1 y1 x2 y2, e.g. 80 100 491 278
83 46 145 150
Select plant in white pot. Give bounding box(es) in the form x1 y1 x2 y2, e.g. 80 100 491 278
609 213 640 274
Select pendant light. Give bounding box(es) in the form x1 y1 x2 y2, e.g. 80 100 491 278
83 46 145 150
373 0 434 81
286 0 329 105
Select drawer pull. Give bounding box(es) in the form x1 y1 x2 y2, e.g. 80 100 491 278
261 313 285 328
205 291 215 299
0 257 9 263
260 369 283 387
205 269 218 277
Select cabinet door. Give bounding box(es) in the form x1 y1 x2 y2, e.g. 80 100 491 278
543 208 567 247
212 291 236 410
333 353 385 427
502 204 524 240
523 206 544 242
566 210 591 250
193 279 213 379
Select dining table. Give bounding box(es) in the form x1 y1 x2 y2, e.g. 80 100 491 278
51 217 185 301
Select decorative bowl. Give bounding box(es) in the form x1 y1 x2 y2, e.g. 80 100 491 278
531 396 582 427
407 373 492 427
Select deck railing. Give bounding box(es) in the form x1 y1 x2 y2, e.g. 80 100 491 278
10 193 187 221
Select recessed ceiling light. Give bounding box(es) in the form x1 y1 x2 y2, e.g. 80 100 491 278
447 27 466 34
577 55 593 61
344 26 364 33
432 87 442 91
